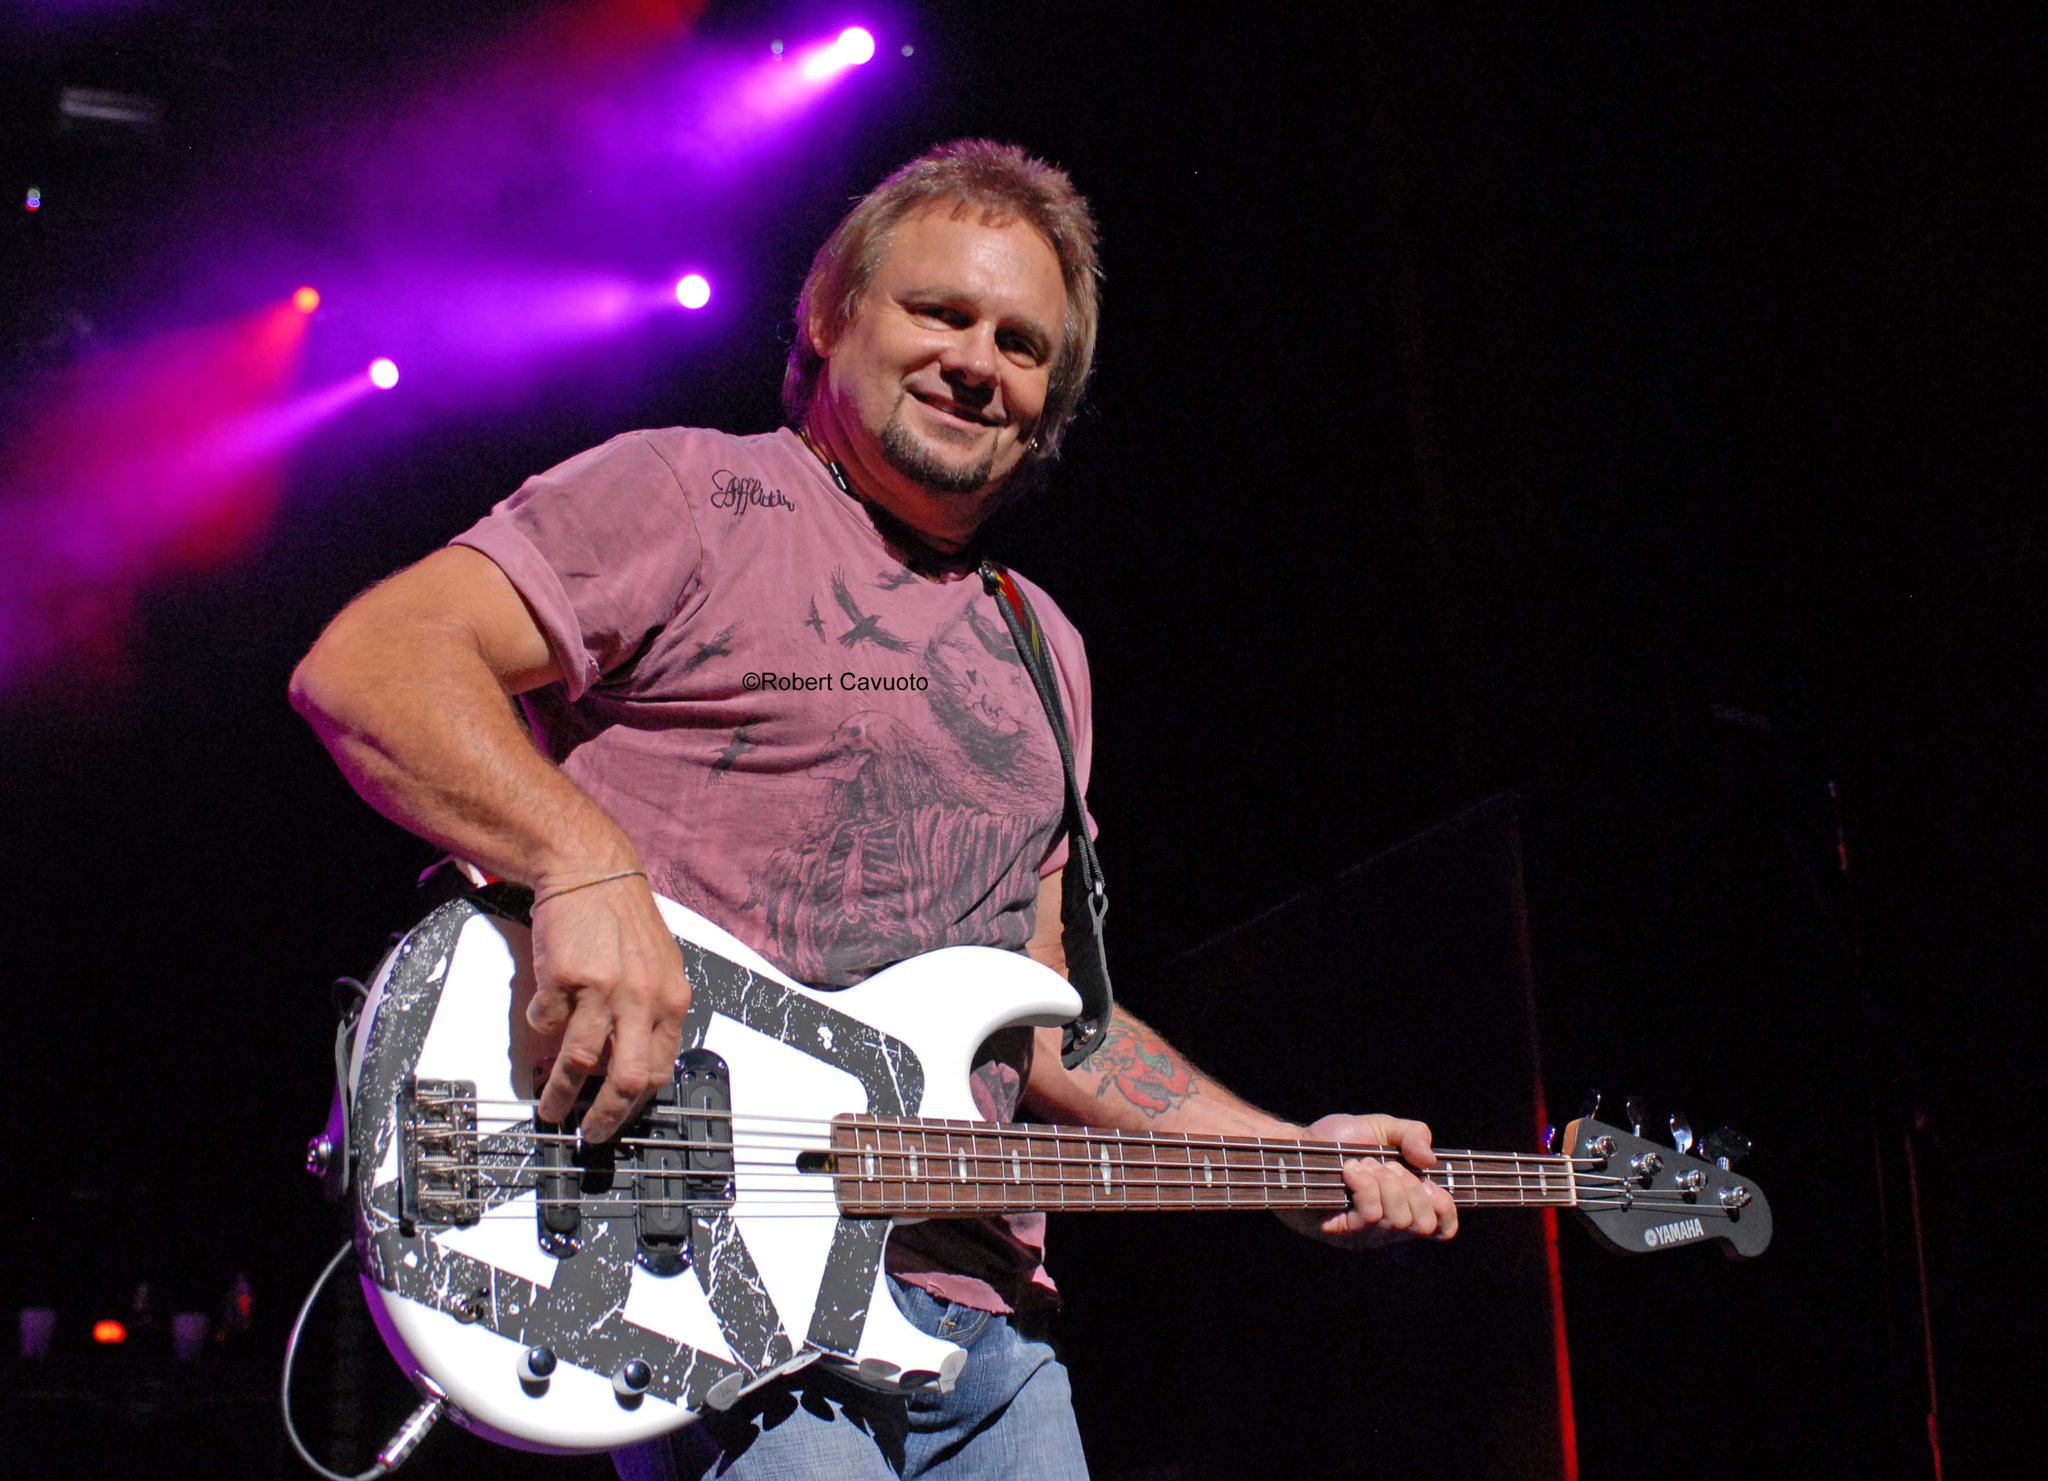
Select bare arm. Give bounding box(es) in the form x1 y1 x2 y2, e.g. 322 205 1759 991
289 545 688 1141
1018 871 1456 1242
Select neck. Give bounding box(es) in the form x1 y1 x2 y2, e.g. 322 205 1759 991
797 421 977 569
829 1116 1582 1216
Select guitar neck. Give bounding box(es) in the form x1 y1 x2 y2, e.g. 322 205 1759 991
830 1116 1578 1216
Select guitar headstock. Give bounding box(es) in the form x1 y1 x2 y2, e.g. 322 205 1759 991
1562 1117 1773 1259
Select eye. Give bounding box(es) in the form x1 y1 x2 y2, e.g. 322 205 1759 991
910 302 970 329
998 332 1047 366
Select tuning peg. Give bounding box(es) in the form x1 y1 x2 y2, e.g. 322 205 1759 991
1669 1113 1695 1156
1624 1097 1648 1138
1542 1124 1558 1154
1577 1090 1602 1121
1701 1126 1752 1171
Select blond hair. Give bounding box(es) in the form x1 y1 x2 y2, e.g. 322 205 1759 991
784 140 1103 465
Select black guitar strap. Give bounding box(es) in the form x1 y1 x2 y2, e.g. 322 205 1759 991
978 560 1114 1069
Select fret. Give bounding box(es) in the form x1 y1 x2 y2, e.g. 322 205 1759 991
1145 1133 1172 1212
1233 1138 1259 1209
1160 1134 1191 1211
1143 1132 1162 1209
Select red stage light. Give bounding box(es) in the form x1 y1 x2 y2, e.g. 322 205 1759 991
92 1319 127 1345
292 286 321 315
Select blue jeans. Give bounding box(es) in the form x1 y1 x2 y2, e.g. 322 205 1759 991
613 1280 1089 1480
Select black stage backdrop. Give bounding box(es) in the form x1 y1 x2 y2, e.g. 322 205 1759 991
3 6 2040 1478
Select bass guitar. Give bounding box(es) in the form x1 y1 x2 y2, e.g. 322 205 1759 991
326 891 1771 1456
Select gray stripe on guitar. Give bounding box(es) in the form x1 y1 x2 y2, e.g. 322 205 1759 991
673 939 926 1360
350 900 742 1407
352 899 926 1400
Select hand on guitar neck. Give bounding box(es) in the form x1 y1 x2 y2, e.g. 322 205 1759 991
1281 1112 1459 1244
1020 990 1458 1246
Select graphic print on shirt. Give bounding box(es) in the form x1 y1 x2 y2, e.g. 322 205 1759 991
830 570 913 652
711 724 757 781
707 467 797 519
681 620 743 676
745 587 1063 986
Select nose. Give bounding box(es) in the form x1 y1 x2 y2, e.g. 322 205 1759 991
939 325 999 405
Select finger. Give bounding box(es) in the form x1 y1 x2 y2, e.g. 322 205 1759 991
1430 1180 1460 1241
1331 1157 1417 1236
644 955 692 1071
1392 1118 1437 1171
539 990 612 1125
526 982 572 1037
579 1074 641 1147
583 992 656 1145
1324 1156 1385 1237
1371 1162 1418 1232
1404 1172 1440 1239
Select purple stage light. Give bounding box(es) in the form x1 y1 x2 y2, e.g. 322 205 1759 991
25 187 41 212
171 1311 207 1363
368 357 400 389
675 273 712 309
800 26 877 82
19 1308 56 1360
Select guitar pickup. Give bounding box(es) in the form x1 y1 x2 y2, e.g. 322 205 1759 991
634 1049 734 1278
396 1076 480 1233
533 1083 617 1257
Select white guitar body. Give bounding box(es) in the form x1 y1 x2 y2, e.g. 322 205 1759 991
345 893 1081 1454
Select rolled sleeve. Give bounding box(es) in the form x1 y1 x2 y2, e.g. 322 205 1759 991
448 432 703 702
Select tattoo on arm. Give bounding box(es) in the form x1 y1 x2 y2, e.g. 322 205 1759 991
1087 1015 1202 1119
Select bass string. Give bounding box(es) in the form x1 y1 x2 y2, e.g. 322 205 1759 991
433 1113 1607 1171
420 1142 1630 1189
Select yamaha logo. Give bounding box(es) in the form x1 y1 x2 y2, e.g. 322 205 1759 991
1643 1217 1707 1248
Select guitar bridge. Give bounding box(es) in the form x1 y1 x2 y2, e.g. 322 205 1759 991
396 1077 481 1232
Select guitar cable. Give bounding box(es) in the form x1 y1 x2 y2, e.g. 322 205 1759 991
281 1241 445 1479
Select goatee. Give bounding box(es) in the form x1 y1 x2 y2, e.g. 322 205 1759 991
880 410 999 496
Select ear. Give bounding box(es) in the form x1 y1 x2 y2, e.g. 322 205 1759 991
805 306 837 360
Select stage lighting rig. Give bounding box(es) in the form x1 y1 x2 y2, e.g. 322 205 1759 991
56 87 164 145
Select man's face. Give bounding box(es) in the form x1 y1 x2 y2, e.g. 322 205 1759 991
810 203 1067 550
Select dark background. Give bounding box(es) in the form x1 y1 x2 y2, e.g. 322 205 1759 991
4 3 2040 1477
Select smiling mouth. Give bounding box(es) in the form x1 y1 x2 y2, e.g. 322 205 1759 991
911 392 998 429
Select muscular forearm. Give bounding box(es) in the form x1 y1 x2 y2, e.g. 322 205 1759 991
291 549 690 1143
1025 1007 1459 1243
288 552 635 889
1022 1008 1297 1140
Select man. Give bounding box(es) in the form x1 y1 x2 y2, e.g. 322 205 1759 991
291 140 1456 1479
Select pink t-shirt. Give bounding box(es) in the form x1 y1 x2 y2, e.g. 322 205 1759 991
452 425 1093 1310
